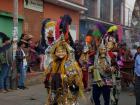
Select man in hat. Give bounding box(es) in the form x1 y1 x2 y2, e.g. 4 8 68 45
0 33 12 92
16 42 28 89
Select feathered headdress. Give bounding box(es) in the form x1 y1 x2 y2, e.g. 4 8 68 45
60 14 72 42
55 18 62 40
41 18 51 49
46 21 56 29
96 22 106 35
45 21 56 44
106 25 119 43
49 34 74 58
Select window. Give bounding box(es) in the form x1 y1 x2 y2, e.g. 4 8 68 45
100 0 111 21
113 0 121 23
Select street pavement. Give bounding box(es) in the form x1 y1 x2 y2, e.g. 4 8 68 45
0 84 136 105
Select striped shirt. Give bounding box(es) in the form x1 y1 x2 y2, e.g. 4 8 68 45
16 48 24 66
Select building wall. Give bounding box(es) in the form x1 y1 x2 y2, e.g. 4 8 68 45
23 9 43 42
0 0 23 15
66 0 84 5
44 2 80 40
0 0 24 39
0 0 81 41
85 0 97 18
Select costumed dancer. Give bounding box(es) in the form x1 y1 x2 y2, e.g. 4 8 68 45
44 14 75 71
44 35 83 105
79 34 95 92
79 45 89 91
43 20 56 70
91 40 115 105
105 26 121 105
39 18 54 71
85 34 95 65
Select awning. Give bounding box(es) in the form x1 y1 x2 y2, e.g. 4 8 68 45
44 0 88 11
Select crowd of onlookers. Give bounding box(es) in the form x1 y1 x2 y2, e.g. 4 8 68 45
0 32 42 93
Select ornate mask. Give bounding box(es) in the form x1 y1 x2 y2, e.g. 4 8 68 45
106 42 115 51
45 21 56 44
55 45 67 58
105 35 116 51
99 40 107 58
85 35 93 44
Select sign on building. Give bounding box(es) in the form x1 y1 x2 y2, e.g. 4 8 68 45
24 0 43 12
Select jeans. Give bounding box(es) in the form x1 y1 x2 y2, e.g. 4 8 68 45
135 76 140 105
0 63 10 89
17 64 27 87
92 84 111 105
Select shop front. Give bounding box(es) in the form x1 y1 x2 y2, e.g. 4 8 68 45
23 0 43 42
0 0 24 39
0 12 23 39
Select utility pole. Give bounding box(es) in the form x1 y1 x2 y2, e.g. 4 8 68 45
110 0 113 22
12 0 18 89
123 0 125 25
97 0 100 18
13 0 18 41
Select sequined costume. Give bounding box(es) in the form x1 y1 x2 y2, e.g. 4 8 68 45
44 38 83 105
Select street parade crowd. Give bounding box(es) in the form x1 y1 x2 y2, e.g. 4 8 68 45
0 14 140 105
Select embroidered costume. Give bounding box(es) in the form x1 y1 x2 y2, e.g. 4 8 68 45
44 36 83 105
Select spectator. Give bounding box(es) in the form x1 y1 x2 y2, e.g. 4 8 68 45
35 41 46 71
20 33 33 48
0 34 12 93
28 39 38 71
134 46 140 105
16 42 28 89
